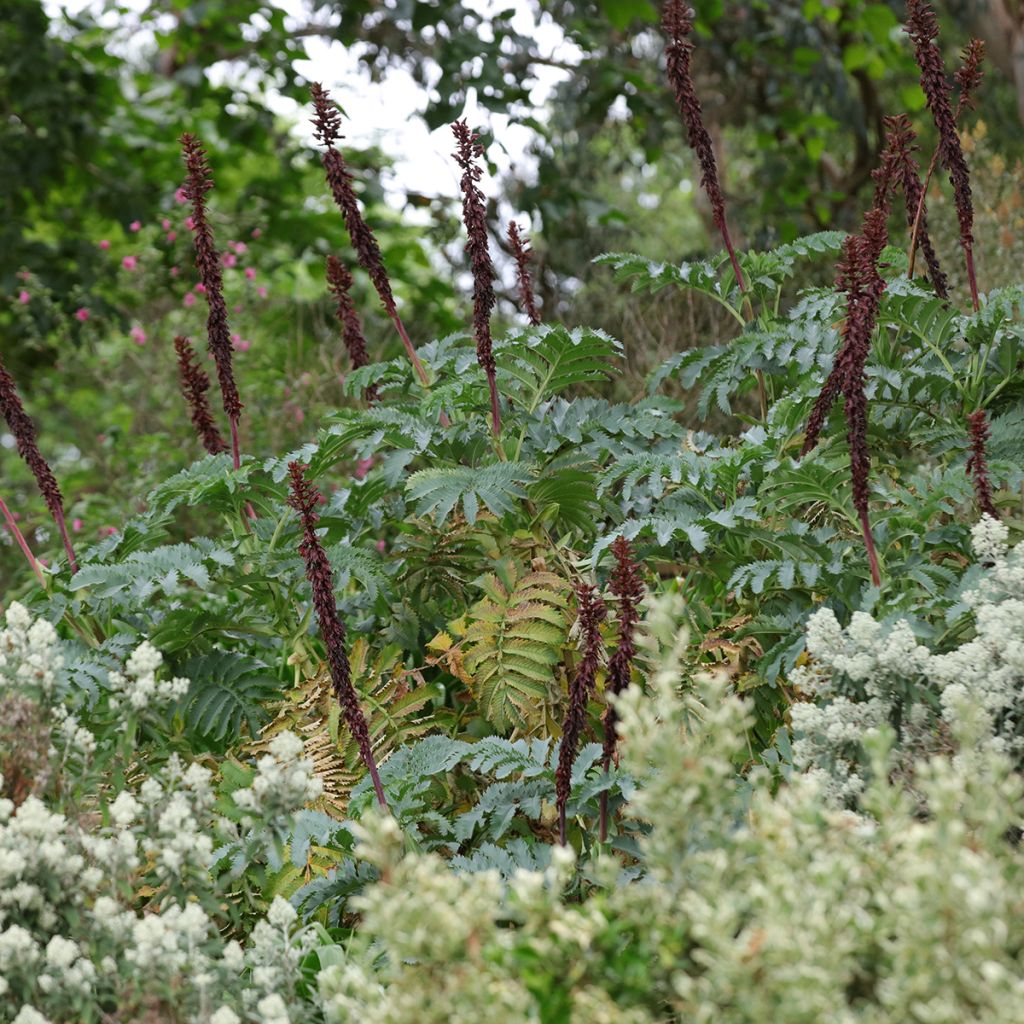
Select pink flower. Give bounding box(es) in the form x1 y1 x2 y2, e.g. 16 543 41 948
234 241 248 254
251 228 262 238
122 255 137 271
233 303 243 313
170 266 179 278
222 253 237 268
183 292 196 308
74 307 90 322
244 267 256 280
194 283 206 294
257 286 268 299
355 457 374 480
174 187 188 204
293 407 304 424
230 333 250 352
185 216 195 230
166 231 177 243
99 239 111 250
376 539 387 553
98 525 118 538
72 518 83 533
130 326 147 346
17 290 29 304
161 218 171 230
129 220 141 232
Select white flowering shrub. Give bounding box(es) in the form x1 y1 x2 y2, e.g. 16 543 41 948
313 596 1024 1022
0 603 322 1024
6 587 1024 1022
791 516 1024 798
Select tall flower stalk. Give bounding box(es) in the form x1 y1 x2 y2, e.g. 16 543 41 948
556 583 607 844
180 133 244 468
966 409 999 519
0 496 44 586
287 462 387 810
174 336 229 456
662 0 745 292
0 354 77 573
326 255 378 403
802 180 893 586
507 221 541 326
310 83 431 391
908 39 984 292
880 114 948 299
906 1 980 309
452 120 501 437
599 537 644 842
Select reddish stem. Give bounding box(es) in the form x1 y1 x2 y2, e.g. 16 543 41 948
965 245 980 312
486 369 502 438
599 783 611 843
229 416 241 471
389 311 451 427
368 760 388 810
721 221 747 295
859 508 882 587
0 497 45 586
389 312 430 387
52 506 78 575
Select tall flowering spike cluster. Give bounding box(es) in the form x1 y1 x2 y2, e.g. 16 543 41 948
173 336 229 456
326 255 379 403
880 115 948 298
802 191 892 586
286 461 388 810
599 537 645 842
662 0 745 292
556 582 607 845
180 133 243 468
906 0 979 309
955 39 986 115
452 120 501 437
0 353 77 573
506 221 541 326
966 409 999 519
310 83 430 388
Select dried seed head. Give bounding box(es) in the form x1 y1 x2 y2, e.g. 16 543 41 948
507 221 541 326
880 114 948 298
326 255 378 403
0 353 76 572
556 582 607 844
311 84 397 320
662 0 745 290
955 39 985 115
174 336 229 455
599 536 645 841
966 409 999 519
452 120 501 436
181 133 243 465
287 461 387 810
906 0 978 307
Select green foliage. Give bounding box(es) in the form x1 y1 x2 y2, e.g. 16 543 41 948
461 566 573 734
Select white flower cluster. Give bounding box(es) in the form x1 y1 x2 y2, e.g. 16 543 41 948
136 757 217 882
107 640 189 710
233 731 323 822
0 603 62 696
790 516 1024 795
0 608 317 1022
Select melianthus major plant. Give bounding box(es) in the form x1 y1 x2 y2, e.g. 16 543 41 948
5 1 1024 1019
